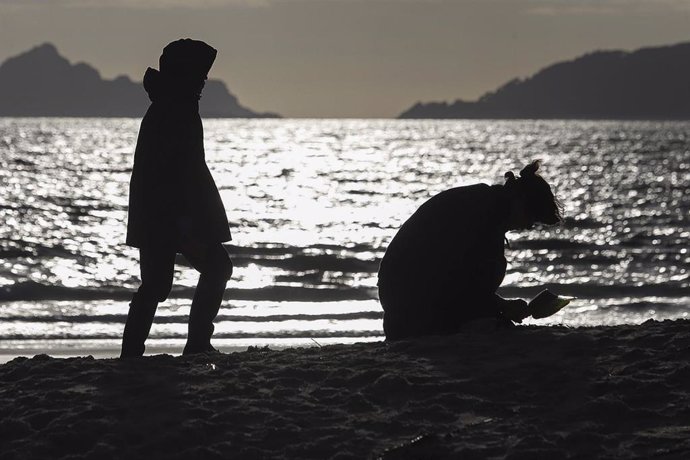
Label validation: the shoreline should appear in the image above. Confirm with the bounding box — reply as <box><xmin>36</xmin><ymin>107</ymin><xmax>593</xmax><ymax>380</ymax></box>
<box><xmin>2</xmin><ymin>319</ymin><xmax>689</xmax><ymax>458</ymax></box>
<box><xmin>0</xmin><ymin>337</ymin><xmax>385</xmax><ymax>364</ymax></box>
<box><xmin>3</xmin><ymin>303</ymin><xmax>689</xmax><ymax>364</ymax></box>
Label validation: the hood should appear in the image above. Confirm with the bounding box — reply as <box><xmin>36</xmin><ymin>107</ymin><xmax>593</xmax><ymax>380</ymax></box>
<box><xmin>160</xmin><ymin>39</ymin><xmax>217</xmax><ymax>80</ymax></box>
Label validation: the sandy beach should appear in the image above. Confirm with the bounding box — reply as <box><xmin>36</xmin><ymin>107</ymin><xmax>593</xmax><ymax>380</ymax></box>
<box><xmin>1</xmin><ymin>319</ymin><xmax>689</xmax><ymax>459</ymax></box>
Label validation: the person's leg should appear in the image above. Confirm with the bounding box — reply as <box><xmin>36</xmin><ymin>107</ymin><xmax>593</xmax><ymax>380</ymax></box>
<box><xmin>379</xmin><ymin>282</ymin><xmax>433</xmax><ymax>340</ymax></box>
<box><xmin>180</xmin><ymin>242</ymin><xmax>233</xmax><ymax>354</ymax></box>
<box><xmin>121</xmin><ymin>245</ymin><xmax>176</xmax><ymax>358</ymax></box>
<box><xmin>382</xmin><ymin>279</ymin><xmax>493</xmax><ymax>340</ymax></box>
<box><xmin>379</xmin><ymin>283</ymin><xmax>404</xmax><ymax>340</ymax></box>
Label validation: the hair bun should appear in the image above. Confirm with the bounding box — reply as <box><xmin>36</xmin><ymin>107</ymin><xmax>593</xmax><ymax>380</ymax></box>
<box><xmin>519</xmin><ymin>160</ymin><xmax>541</xmax><ymax>178</ymax></box>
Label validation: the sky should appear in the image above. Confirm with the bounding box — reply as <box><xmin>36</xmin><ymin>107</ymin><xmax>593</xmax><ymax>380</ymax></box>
<box><xmin>1</xmin><ymin>0</ymin><xmax>690</xmax><ymax>117</ymax></box>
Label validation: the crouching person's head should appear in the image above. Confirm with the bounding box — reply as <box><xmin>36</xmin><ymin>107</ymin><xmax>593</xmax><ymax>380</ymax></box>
<box><xmin>503</xmin><ymin>160</ymin><xmax>563</xmax><ymax>230</ymax></box>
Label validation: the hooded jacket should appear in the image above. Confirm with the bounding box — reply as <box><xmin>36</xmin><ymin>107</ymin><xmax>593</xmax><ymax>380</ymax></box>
<box><xmin>126</xmin><ymin>40</ymin><xmax>231</xmax><ymax>248</ymax></box>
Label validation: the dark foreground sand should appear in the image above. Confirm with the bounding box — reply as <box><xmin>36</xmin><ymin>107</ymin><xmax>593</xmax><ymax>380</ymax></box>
<box><xmin>1</xmin><ymin>319</ymin><xmax>690</xmax><ymax>459</ymax></box>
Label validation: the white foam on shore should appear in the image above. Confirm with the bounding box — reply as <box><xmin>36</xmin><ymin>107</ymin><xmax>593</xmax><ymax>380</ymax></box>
<box><xmin>0</xmin><ymin>336</ymin><xmax>384</xmax><ymax>364</ymax></box>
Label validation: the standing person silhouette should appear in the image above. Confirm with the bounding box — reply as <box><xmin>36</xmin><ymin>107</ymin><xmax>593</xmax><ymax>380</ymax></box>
<box><xmin>378</xmin><ymin>161</ymin><xmax>563</xmax><ymax>340</ymax></box>
<box><xmin>121</xmin><ymin>39</ymin><xmax>233</xmax><ymax>357</ymax></box>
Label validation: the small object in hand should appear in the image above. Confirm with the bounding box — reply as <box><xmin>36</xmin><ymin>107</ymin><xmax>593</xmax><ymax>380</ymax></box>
<box><xmin>528</xmin><ymin>289</ymin><xmax>573</xmax><ymax>319</ymax></box>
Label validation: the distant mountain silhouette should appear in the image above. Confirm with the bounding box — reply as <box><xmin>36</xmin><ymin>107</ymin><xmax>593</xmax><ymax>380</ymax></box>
<box><xmin>400</xmin><ymin>42</ymin><xmax>690</xmax><ymax>119</ymax></box>
<box><xmin>0</xmin><ymin>43</ymin><xmax>280</xmax><ymax>118</ymax></box>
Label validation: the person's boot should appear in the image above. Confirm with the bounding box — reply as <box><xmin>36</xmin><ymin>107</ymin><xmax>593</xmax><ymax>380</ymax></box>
<box><xmin>183</xmin><ymin>274</ymin><xmax>225</xmax><ymax>355</ymax></box>
<box><xmin>183</xmin><ymin>323</ymin><xmax>218</xmax><ymax>355</ymax></box>
<box><xmin>120</xmin><ymin>292</ymin><xmax>158</xmax><ymax>358</ymax></box>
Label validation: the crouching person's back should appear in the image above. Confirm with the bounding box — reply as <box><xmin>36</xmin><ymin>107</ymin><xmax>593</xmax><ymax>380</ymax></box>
<box><xmin>378</xmin><ymin>161</ymin><xmax>563</xmax><ymax>340</ymax></box>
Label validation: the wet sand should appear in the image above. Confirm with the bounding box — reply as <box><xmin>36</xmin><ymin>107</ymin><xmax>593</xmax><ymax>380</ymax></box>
<box><xmin>1</xmin><ymin>319</ymin><xmax>689</xmax><ymax>459</ymax></box>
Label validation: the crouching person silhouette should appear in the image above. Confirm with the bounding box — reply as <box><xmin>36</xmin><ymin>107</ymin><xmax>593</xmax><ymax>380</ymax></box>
<box><xmin>121</xmin><ymin>39</ymin><xmax>233</xmax><ymax>357</ymax></box>
<box><xmin>377</xmin><ymin>161</ymin><xmax>562</xmax><ymax>340</ymax></box>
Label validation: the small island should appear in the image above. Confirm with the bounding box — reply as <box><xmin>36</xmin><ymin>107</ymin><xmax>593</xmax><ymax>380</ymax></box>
<box><xmin>0</xmin><ymin>43</ymin><xmax>280</xmax><ymax>118</ymax></box>
<box><xmin>400</xmin><ymin>41</ymin><xmax>690</xmax><ymax>120</ymax></box>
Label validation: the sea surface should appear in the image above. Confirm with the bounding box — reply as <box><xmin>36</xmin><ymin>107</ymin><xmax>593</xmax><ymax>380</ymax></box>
<box><xmin>0</xmin><ymin>118</ymin><xmax>688</xmax><ymax>356</ymax></box>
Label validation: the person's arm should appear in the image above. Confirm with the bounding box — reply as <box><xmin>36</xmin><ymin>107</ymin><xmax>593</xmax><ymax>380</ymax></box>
<box><xmin>138</xmin><ymin>113</ymin><xmax>180</xmax><ymax>234</ymax></box>
<box><xmin>172</xmin><ymin>113</ymin><xmax>206</xmax><ymax>242</ymax></box>
<box><xmin>156</xmin><ymin>110</ymin><xmax>198</xmax><ymax>239</ymax></box>
<box><xmin>469</xmin><ymin>256</ymin><xmax>529</xmax><ymax>322</ymax></box>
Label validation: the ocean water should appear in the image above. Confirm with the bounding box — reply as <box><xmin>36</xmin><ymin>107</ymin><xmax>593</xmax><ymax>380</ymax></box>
<box><xmin>0</xmin><ymin>118</ymin><xmax>688</xmax><ymax>355</ymax></box>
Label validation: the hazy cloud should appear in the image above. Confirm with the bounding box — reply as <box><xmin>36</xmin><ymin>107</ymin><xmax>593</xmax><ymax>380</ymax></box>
<box><xmin>3</xmin><ymin>0</ymin><xmax>690</xmax><ymax>10</ymax></box>
<box><xmin>0</xmin><ymin>0</ymin><xmax>442</xmax><ymax>7</ymax></box>
<box><xmin>0</xmin><ymin>0</ymin><xmax>270</xmax><ymax>8</ymax></box>
<box><xmin>0</xmin><ymin>0</ymin><xmax>468</xmax><ymax>11</ymax></box>
<box><xmin>525</xmin><ymin>0</ymin><xmax>690</xmax><ymax>16</ymax></box>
